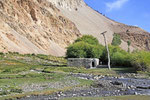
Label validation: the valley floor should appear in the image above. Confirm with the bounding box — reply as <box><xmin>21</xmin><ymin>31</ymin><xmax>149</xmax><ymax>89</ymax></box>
<box><xmin>0</xmin><ymin>53</ymin><xmax>150</xmax><ymax>100</ymax></box>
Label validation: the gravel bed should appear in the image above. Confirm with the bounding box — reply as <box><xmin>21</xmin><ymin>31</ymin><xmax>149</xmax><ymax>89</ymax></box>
<box><xmin>22</xmin><ymin>76</ymin><xmax>80</xmax><ymax>92</ymax></box>
<box><xmin>19</xmin><ymin>73</ymin><xmax>150</xmax><ymax>100</ymax></box>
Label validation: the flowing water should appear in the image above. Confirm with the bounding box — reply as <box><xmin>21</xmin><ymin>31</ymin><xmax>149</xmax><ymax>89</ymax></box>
<box><xmin>19</xmin><ymin>74</ymin><xmax>150</xmax><ymax>100</ymax></box>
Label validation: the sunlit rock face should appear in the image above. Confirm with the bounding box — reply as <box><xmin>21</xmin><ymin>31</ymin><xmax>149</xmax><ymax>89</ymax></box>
<box><xmin>0</xmin><ymin>0</ymin><xmax>149</xmax><ymax>56</ymax></box>
<box><xmin>47</xmin><ymin>0</ymin><xmax>84</xmax><ymax>11</ymax></box>
<box><xmin>51</xmin><ymin>0</ymin><xmax>150</xmax><ymax>52</ymax></box>
<box><xmin>0</xmin><ymin>0</ymin><xmax>81</xmax><ymax>56</ymax></box>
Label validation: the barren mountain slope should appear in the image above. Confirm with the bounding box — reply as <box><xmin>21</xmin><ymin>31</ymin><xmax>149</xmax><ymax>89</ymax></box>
<box><xmin>0</xmin><ymin>0</ymin><xmax>81</xmax><ymax>56</ymax></box>
<box><xmin>0</xmin><ymin>0</ymin><xmax>149</xmax><ymax>56</ymax></box>
<box><xmin>49</xmin><ymin>0</ymin><xmax>150</xmax><ymax>52</ymax></box>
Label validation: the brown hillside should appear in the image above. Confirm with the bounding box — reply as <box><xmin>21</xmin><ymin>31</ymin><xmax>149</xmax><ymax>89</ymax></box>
<box><xmin>0</xmin><ymin>0</ymin><xmax>81</xmax><ymax>56</ymax></box>
<box><xmin>0</xmin><ymin>0</ymin><xmax>149</xmax><ymax>56</ymax></box>
<box><xmin>50</xmin><ymin>0</ymin><xmax>150</xmax><ymax>52</ymax></box>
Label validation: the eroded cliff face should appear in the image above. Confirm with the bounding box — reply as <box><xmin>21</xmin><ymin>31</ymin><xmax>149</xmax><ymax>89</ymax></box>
<box><xmin>0</xmin><ymin>0</ymin><xmax>149</xmax><ymax>56</ymax></box>
<box><xmin>0</xmin><ymin>0</ymin><xmax>81</xmax><ymax>56</ymax></box>
<box><xmin>118</xmin><ymin>32</ymin><xmax>150</xmax><ymax>51</ymax></box>
<box><xmin>111</xmin><ymin>23</ymin><xmax>150</xmax><ymax>51</ymax></box>
<box><xmin>52</xmin><ymin>0</ymin><xmax>150</xmax><ymax>52</ymax></box>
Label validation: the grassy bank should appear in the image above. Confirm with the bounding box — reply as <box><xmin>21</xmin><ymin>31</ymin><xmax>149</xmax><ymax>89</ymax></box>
<box><xmin>43</xmin><ymin>66</ymin><xmax>136</xmax><ymax>76</ymax></box>
<box><xmin>0</xmin><ymin>53</ymin><xmax>93</xmax><ymax>100</ymax></box>
<box><xmin>0</xmin><ymin>52</ymin><xmax>150</xmax><ymax>100</ymax></box>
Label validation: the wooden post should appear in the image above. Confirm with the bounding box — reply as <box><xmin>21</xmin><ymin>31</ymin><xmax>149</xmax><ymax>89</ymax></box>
<box><xmin>101</xmin><ymin>31</ymin><xmax>111</xmax><ymax>70</ymax></box>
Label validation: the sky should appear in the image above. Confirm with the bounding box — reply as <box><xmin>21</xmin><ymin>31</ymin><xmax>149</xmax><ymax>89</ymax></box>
<box><xmin>84</xmin><ymin>0</ymin><xmax>150</xmax><ymax>32</ymax></box>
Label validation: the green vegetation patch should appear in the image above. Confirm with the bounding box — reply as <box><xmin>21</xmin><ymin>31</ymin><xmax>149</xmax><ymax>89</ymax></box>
<box><xmin>111</xmin><ymin>33</ymin><xmax>122</xmax><ymax>46</ymax></box>
<box><xmin>0</xmin><ymin>52</ymin><xmax>94</xmax><ymax>99</ymax></box>
<box><xmin>75</xmin><ymin>35</ymin><xmax>99</xmax><ymax>45</ymax></box>
<box><xmin>36</xmin><ymin>54</ymin><xmax>67</xmax><ymax>64</ymax></box>
<box><xmin>101</xmin><ymin>45</ymin><xmax>132</xmax><ymax>67</ymax></box>
<box><xmin>66</xmin><ymin>35</ymin><xmax>104</xmax><ymax>58</ymax></box>
<box><xmin>131</xmin><ymin>51</ymin><xmax>150</xmax><ymax>72</ymax></box>
<box><xmin>43</xmin><ymin>67</ymin><xmax>135</xmax><ymax>76</ymax></box>
<box><xmin>0</xmin><ymin>72</ymin><xmax>93</xmax><ymax>99</ymax></box>
<box><xmin>66</xmin><ymin>35</ymin><xmax>150</xmax><ymax>72</ymax></box>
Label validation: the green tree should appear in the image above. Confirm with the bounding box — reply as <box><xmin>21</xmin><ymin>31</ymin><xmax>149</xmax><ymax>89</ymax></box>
<box><xmin>131</xmin><ymin>51</ymin><xmax>150</xmax><ymax>72</ymax></box>
<box><xmin>127</xmin><ymin>40</ymin><xmax>131</xmax><ymax>53</ymax></box>
<box><xmin>66</xmin><ymin>35</ymin><xmax>104</xmax><ymax>58</ymax></box>
<box><xmin>111</xmin><ymin>33</ymin><xmax>122</xmax><ymax>46</ymax></box>
<box><xmin>75</xmin><ymin>35</ymin><xmax>99</xmax><ymax>45</ymax></box>
<box><xmin>101</xmin><ymin>45</ymin><xmax>131</xmax><ymax>67</ymax></box>
<box><xmin>66</xmin><ymin>42</ymin><xmax>104</xmax><ymax>58</ymax></box>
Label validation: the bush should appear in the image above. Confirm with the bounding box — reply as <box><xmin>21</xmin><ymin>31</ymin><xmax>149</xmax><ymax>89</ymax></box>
<box><xmin>67</xmin><ymin>34</ymin><xmax>150</xmax><ymax>72</ymax></box>
<box><xmin>66</xmin><ymin>41</ymin><xmax>104</xmax><ymax>58</ymax></box>
<box><xmin>67</xmin><ymin>35</ymin><xmax>104</xmax><ymax>58</ymax></box>
<box><xmin>131</xmin><ymin>51</ymin><xmax>150</xmax><ymax>72</ymax></box>
<box><xmin>111</xmin><ymin>52</ymin><xmax>132</xmax><ymax>67</ymax></box>
<box><xmin>101</xmin><ymin>45</ymin><xmax>132</xmax><ymax>67</ymax></box>
<box><xmin>75</xmin><ymin>35</ymin><xmax>99</xmax><ymax>45</ymax></box>
<box><xmin>111</xmin><ymin>33</ymin><xmax>121</xmax><ymax>46</ymax></box>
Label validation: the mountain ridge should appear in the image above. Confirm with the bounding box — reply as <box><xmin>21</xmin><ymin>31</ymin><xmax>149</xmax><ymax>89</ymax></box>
<box><xmin>57</xmin><ymin>0</ymin><xmax>150</xmax><ymax>52</ymax></box>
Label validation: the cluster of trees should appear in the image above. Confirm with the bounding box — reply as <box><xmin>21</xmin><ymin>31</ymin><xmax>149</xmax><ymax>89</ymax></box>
<box><xmin>66</xmin><ymin>35</ymin><xmax>150</xmax><ymax>72</ymax></box>
<box><xmin>66</xmin><ymin>35</ymin><xmax>104</xmax><ymax>58</ymax></box>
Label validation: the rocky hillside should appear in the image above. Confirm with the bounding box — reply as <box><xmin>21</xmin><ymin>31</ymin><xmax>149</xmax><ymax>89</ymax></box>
<box><xmin>0</xmin><ymin>0</ymin><xmax>81</xmax><ymax>56</ymax></box>
<box><xmin>0</xmin><ymin>0</ymin><xmax>149</xmax><ymax>56</ymax></box>
<box><xmin>54</xmin><ymin>0</ymin><xmax>150</xmax><ymax>52</ymax></box>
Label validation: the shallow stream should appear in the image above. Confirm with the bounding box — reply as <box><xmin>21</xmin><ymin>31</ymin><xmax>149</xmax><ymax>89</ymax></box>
<box><xmin>20</xmin><ymin>74</ymin><xmax>150</xmax><ymax>100</ymax></box>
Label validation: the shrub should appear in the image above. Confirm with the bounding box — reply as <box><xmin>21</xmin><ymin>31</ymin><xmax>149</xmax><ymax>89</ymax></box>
<box><xmin>67</xmin><ymin>35</ymin><xmax>104</xmax><ymax>58</ymax></box>
<box><xmin>101</xmin><ymin>45</ymin><xmax>132</xmax><ymax>67</ymax></box>
<box><xmin>74</xmin><ymin>35</ymin><xmax>99</xmax><ymax>45</ymax></box>
<box><xmin>111</xmin><ymin>52</ymin><xmax>132</xmax><ymax>67</ymax></box>
<box><xmin>66</xmin><ymin>42</ymin><xmax>104</xmax><ymax>58</ymax></box>
<box><xmin>131</xmin><ymin>51</ymin><xmax>150</xmax><ymax>72</ymax></box>
<box><xmin>111</xmin><ymin>33</ymin><xmax>121</xmax><ymax>46</ymax></box>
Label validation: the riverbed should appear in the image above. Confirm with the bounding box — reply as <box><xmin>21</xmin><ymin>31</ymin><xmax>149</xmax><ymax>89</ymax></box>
<box><xmin>19</xmin><ymin>73</ymin><xmax>150</xmax><ymax>100</ymax></box>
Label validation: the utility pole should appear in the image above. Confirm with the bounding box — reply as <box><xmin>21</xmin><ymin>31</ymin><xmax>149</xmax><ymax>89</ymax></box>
<box><xmin>101</xmin><ymin>31</ymin><xmax>111</xmax><ymax>70</ymax></box>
